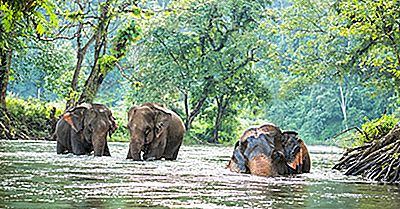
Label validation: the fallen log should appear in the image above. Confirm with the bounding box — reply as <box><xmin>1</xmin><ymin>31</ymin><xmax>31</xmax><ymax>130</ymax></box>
<box><xmin>333</xmin><ymin>122</ymin><xmax>400</xmax><ymax>183</ymax></box>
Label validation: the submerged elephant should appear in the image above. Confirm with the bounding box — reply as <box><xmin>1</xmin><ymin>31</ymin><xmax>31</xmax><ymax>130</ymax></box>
<box><xmin>55</xmin><ymin>103</ymin><xmax>117</xmax><ymax>156</ymax></box>
<box><xmin>227</xmin><ymin>124</ymin><xmax>293</xmax><ymax>176</ymax></box>
<box><xmin>227</xmin><ymin>123</ymin><xmax>310</xmax><ymax>177</ymax></box>
<box><xmin>228</xmin><ymin>134</ymin><xmax>294</xmax><ymax>176</ymax></box>
<box><xmin>126</xmin><ymin>103</ymin><xmax>186</xmax><ymax>161</ymax></box>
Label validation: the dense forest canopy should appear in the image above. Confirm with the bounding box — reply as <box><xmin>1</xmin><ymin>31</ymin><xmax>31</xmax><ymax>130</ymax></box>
<box><xmin>1</xmin><ymin>0</ymin><xmax>399</xmax><ymax>144</ymax></box>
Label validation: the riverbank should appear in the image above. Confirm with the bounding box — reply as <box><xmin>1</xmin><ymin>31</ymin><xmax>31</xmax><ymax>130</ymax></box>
<box><xmin>0</xmin><ymin>97</ymin><xmax>61</xmax><ymax>140</ymax></box>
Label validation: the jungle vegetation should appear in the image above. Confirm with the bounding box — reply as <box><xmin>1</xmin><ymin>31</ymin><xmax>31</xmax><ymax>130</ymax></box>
<box><xmin>0</xmin><ymin>0</ymin><xmax>399</xmax><ymax>146</ymax></box>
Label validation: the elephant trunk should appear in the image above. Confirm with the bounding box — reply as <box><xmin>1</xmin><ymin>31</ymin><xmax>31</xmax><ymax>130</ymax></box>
<box><xmin>247</xmin><ymin>154</ymin><xmax>277</xmax><ymax>177</ymax></box>
<box><xmin>127</xmin><ymin>138</ymin><xmax>144</xmax><ymax>160</ymax></box>
<box><xmin>92</xmin><ymin>135</ymin><xmax>106</xmax><ymax>156</ymax></box>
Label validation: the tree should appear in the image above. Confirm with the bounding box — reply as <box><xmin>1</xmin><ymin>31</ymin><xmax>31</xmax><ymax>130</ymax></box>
<box><xmin>333</xmin><ymin>0</ymin><xmax>400</xmax><ymax>78</ymax></box>
<box><xmin>0</xmin><ymin>0</ymin><xmax>57</xmax><ymax>139</ymax></box>
<box><xmin>52</xmin><ymin>0</ymin><xmax>142</xmax><ymax>108</ymax></box>
<box><xmin>266</xmin><ymin>76</ymin><xmax>394</xmax><ymax>143</ymax></box>
<box><xmin>134</xmin><ymin>0</ymin><xmax>272</xmax><ymax>143</ymax></box>
<box><xmin>262</xmin><ymin>0</ymin><xmax>399</xmax><ymax>137</ymax></box>
<box><xmin>0</xmin><ymin>0</ymin><xmax>57</xmax><ymax>109</ymax></box>
<box><xmin>9</xmin><ymin>40</ymin><xmax>75</xmax><ymax>101</ymax></box>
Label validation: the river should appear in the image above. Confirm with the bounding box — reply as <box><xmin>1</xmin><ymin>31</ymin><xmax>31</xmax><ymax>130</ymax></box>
<box><xmin>0</xmin><ymin>140</ymin><xmax>399</xmax><ymax>208</ymax></box>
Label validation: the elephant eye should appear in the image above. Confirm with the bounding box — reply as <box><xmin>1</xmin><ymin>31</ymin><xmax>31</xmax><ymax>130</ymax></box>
<box><xmin>144</xmin><ymin>128</ymin><xmax>151</xmax><ymax>136</ymax></box>
<box><xmin>88</xmin><ymin>124</ymin><xmax>94</xmax><ymax>132</ymax></box>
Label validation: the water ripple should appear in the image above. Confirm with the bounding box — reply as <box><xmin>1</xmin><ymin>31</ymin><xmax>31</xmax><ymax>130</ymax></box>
<box><xmin>0</xmin><ymin>140</ymin><xmax>399</xmax><ymax>209</ymax></box>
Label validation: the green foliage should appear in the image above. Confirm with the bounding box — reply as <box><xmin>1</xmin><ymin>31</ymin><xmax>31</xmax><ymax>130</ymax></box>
<box><xmin>0</xmin><ymin>0</ymin><xmax>58</xmax><ymax>50</ymax></box>
<box><xmin>353</xmin><ymin>115</ymin><xmax>399</xmax><ymax>146</ymax></box>
<box><xmin>274</xmin><ymin>0</ymin><xmax>400</xmax><ymax>89</ymax></box>
<box><xmin>6</xmin><ymin>95</ymin><xmax>61</xmax><ymax>138</ymax></box>
<box><xmin>265</xmin><ymin>75</ymin><xmax>397</xmax><ymax>144</ymax></box>
<box><xmin>98</xmin><ymin>55</ymin><xmax>118</xmax><ymax>75</ymax></box>
<box><xmin>260</xmin><ymin>0</ymin><xmax>400</xmax><ymax>145</ymax></box>
<box><xmin>333</xmin><ymin>0</ymin><xmax>400</xmax><ymax>78</ymax></box>
<box><xmin>3</xmin><ymin>0</ymin><xmax>400</xmax><ymax>146</ymax></box>
<box><xmin>188</xmin><ymin>102</ymin><xmax>241</xmax><ymax>144</ymax></box>
<box><xmin>107</xmin><ymin>106</ymin><xmax>130</xmax><ymax>142</ymax></box>
<box><xmin>112</xmin><ymin>20</ymin><xmax>142</xmax><ymax>58</ymax></box>
<box><xmin>9</xmin><ymin>40</ymin><xmax>76</xmax><ymax>100</ymax></box>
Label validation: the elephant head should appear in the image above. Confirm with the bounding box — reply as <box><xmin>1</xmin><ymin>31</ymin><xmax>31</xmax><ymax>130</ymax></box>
<box><xmin>257</xmin><ymin>123</ymin><xmax>284</xmax><ymax>152</ymax></box>
<box><xmin>127</xmin><ymin>104</ymin><xmax>172</xmax><ymax>160</ymax></box>
<box><xmin>242</xmin><ymin>134</ymin><xmax>289</xmax><ymax>177</ymax></box>
<box><xmin>63</xmin><ymin>103</ymin><xmax>116</xmax><ymax>156</ymax></box>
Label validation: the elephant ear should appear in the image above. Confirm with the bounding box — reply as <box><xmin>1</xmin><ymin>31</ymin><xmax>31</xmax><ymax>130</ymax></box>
<box><xmin>127</xmin><ymin>106</ymin><xmax>137</xmax><ymax>118</ymax></box>
<box><xmin>153</xmin><ymin>106</ymin><xmax>172</xmax><ymax>139</ymax></box>
<box><xmin>63</xmin><ymin>107</ymin><xmax>87</xmax><ymax>133</ymax></box>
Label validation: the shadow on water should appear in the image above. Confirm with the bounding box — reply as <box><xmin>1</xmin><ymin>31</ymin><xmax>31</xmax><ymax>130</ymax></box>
<box><xmin>0</xmin><ymin>140</ymin><xmax>399</xmax><ymax>208</ymax></box>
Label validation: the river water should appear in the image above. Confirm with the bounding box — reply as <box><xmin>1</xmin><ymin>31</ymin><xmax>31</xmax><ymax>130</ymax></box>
<box><xmin>0</xmin><ymin>140</ymin><xmax>399</xmax><ymax>209</ymax></box>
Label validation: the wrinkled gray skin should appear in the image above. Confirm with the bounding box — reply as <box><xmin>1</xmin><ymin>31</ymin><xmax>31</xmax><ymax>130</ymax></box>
<box><xmin>244</xmin><ymin>134</ymin><xmax>293</xmax><ymax>176</ymax></box>
<box><xmin>126</xmin><ymin>103</ymin><xmax>185</xmax><ymax>161</ymax></box>
<box><xmin>55</xmin><ymin>103</ymin><xmax>117</xmax><ymax>156</ymax></box>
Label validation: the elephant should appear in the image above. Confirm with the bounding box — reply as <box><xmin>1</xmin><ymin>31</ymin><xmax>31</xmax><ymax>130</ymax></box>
<box><xmin>227</xmin><ymin>133</ymin><xmax>294</xmax><ymax>177</ymax></box>
<box><xmin>227</xmin><ymin>123</ymin><xmax>308</xmax><ymax>177</ymax></box>
<box><xmin>126</xmin><ymin>103</ymin><xmax>186</xmax><ymax>161</ymax></box>
<box><xmin>55</xmin><ymin>103</ymin><xmax>117</xmax><ymax>156</ymax></box>
<box><xmin>282</xmin><ymin>131</ymin><xmax>311</xmax><ymax>173</ymax></box>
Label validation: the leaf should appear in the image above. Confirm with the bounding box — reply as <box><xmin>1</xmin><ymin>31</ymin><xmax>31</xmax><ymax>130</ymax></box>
<box><xmin>36</xmin><ymin>23</ymin><xmax>45</xmax><ymax>35</ymax></box>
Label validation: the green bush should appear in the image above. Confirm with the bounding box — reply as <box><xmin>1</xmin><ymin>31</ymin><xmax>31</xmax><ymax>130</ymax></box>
<box><xmin>353</xmin><ymin>114</ymin><xmax>399</xmax><ymax>146</ymax></box>
<box><xmin>6</xmin><ymin>96</ymin><xmax>62</xmax><ymax>139</ymax></box>
<box><xmin>108</xmin><ymin>106</ymin><xmax>130</xmax><ymax>142</ymax></box>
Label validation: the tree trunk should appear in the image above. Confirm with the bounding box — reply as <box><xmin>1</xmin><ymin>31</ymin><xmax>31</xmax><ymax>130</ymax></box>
<box><xmin>77</xmin><ymin>1</ymin><xmax>110</xmax><ymax>104</ymax></box>
<box><xmin>78</xmin><ymin>64</ymin><xmax>106</xmax><ymax>103</ymax></box>
<box><xmin>0</xmin><ymin>48</ymin><xmax>13</xmax><ymax>139</ymax></box>
<box><xmin>0</xmin><ymin>49</ymin><xmax>12</xmax><ymax>110</ymax></box>
<box><xmin>339</xmin><ymin>83</ymin><xmax>348</xmax><ymax>129</ymax></box>
<box><xmin>78</xmin><ymin>27</ymin><xmax>106</xmax><ymax>104</ymax></box>
<box><xmin>183</xmin><ymin>76</ymin><xmax>214</xmax><ymax>131</ymax></box>
<box><xmin>209</xmin><ymin>95</ymin><xmax>229</xmax><ymax>144</ymax></box>
<box><xmin>184</xmin><ymin>92</ymin><xmax>190</xmax><ymax>130</ymax></box>
<box><xmin>65</xmin><ymin>23</ymin><xmax>96</xmax><ymax>109</ymax></box>
<box><xmin>77</xmin><ymin>37</ymin><xmax>103</xmax><ymax>104</ymax></box>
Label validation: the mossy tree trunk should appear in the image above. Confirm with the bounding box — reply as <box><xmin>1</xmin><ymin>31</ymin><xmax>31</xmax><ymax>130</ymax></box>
<box><xmin>0</xmin><ymin>48</ymin><xmax>12</xmax><ymax>110</ymax></box>
<box><xmin>76</xmin><ymin>0</ymin><xmax>111</xmax><ymax>104</ymax></box>
<box><xmin>0</xmin><ymin>48</ymin><xmax>13</xmax><ymax>139</ymax></box>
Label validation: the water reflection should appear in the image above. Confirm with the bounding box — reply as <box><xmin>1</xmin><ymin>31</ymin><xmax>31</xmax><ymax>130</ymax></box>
<box><xmin>0</xmin><ymin>141</ymin><xmax>399</xmax><ymax>208</ymax></box>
